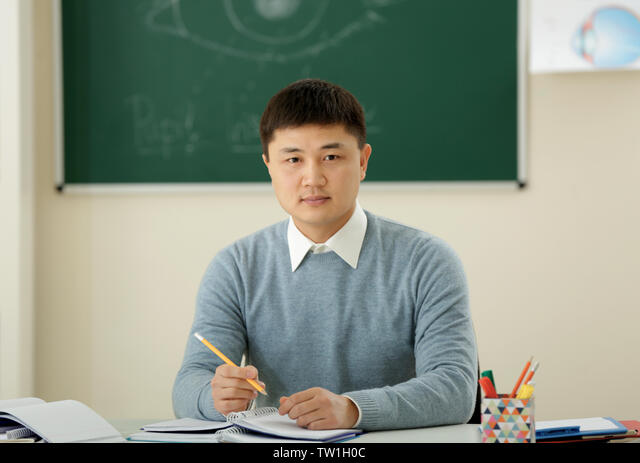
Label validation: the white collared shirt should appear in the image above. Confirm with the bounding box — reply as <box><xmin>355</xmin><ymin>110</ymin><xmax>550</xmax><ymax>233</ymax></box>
<box><xmin>287</xmin><ymin>202</ymin><xmax>368</xmax><ymax>272</ymax></box>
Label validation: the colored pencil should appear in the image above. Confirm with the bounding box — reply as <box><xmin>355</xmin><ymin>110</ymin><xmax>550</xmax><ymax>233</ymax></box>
<box><xmin>510</xmin><ymin>356</ymin><xmax>533</xmax><ymax>398</ymax></box>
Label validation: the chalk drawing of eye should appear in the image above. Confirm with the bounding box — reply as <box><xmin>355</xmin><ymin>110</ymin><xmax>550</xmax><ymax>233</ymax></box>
<box><xmin>361</xmin><ymin>0</ymin><xmax>408</xmax><ymax>6</ymax></box>
<box><xmin>572</xmin><ymin>6</ymin><xmax>640</xmax><ymax>68</ymax></box>
<box><xmin>145</xmin><ymin>0</ymin><xmax>398</xmax><ymax>63</ymax></box>
<box><xmin>253</xmin><ymin>0</ymin><xmax>302</xmax><ymax>20</ymax></box>
<box><xmin>223</xmin><ymin>0</ymin><xmax>328</xmax><ymax>45</ymax></box>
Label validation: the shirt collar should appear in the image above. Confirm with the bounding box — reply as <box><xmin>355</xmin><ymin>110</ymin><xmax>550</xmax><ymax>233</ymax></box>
<box><xmin>287</xmin><ymin>202</ymin><xmax>368</xmax><ymax>272</ymax></box>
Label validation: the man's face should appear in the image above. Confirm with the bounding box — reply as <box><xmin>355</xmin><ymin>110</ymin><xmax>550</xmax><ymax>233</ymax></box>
<box><xmin>263</xmin><ymin>124</ymin><xmax>372</xmax><ymax>243</ymax></box>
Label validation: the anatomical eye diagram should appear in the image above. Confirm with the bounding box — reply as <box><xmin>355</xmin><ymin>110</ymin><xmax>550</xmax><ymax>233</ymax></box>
<box><xmin>572</xmin><ymin>6</ymin><xmax>640</xmax><ymax>68</ymax></box>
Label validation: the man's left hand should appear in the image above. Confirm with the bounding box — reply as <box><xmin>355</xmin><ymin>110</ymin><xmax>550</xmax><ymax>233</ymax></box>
<box><xmin>278</xmin><ymin>387</ymin><xmax>359</xmax><ymax>430</ymax></box>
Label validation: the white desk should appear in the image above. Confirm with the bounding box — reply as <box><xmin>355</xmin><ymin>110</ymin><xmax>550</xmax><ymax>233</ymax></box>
<box><xmin>354</xmin><ymin>424</ymin><xmax>481</xmax><ymax>443</ymax></box>
<box><xmin>111</xmin><ymin>419</ymin><xmax>481</xmax><ymax>443</ymax></box>
<box><xmin>111</xmin><ymin>419</ymin><xmax>640</xmax><ymax>445</ymax></box>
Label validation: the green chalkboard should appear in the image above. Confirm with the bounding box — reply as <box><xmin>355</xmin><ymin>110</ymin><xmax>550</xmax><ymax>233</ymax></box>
<box><xmin>60</xmin><ymin>0</ymin><xmax>522</xmax><ymax>187</ymax></box>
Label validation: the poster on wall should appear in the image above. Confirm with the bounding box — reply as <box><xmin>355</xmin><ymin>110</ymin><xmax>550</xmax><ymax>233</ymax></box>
<box><xmin>530</xmin><ymin>0</ymin><xmax>640</xmax><ymax>73</ymax></box>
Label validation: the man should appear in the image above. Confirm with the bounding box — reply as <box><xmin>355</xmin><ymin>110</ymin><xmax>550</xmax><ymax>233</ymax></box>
<box><xmin>172</xmin><ymin>79</ymin><xmax>477</xmax><ymax>431</ymax></box>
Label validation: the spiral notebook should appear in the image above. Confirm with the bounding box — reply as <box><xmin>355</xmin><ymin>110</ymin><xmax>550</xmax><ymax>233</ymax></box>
<box><xmin>128</xmin><ymin>407</ymin><xmax>362</xmax><ymax>443</ymax></box>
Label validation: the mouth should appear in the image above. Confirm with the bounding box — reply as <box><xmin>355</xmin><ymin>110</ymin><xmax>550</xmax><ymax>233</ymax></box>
<box><xmin>301</xmin><ymin>195</ymin><xmax>330</xmax><ymax>206</ymax></box>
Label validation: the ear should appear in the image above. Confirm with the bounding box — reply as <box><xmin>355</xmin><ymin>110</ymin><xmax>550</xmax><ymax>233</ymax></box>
<box><xmin>262</xmin><ymin>154</ymin><xmax>272</xmax><ymax>177</ymax></box>
<box><xmin>359</xmin><ymin>144</ymin><xmax>372</xmax><ymax>181</ymax></box>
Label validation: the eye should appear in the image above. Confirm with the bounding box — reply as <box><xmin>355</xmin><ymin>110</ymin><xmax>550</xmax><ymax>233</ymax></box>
<box><xmin>286</xmin><ymin>157</ymin><xmax>300</xmax><ymax>163</ymax></box>
<box><xmin>324</xmin><ymin>154</ymin><xmax>339</xmax><ymax>161</ymax></box>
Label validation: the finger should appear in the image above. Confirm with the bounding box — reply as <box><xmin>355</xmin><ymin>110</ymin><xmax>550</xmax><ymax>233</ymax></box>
<box><xmin>216</xmin><ymin>387</ymin><xmax>258</xmax><ymax>401</ymax></box>
<box><xmin>291</xmin><ymin>406</ymin><xmax>327</xmax><ymax>428</ymax></box>
<box><xmin>279</xmin><ymin>388</ymin><xmax>318</xmax><ymax>415</ymax></box>
<box><xmin>213</xmin><ymin>376</ymin><xmax>261</xmax><ymax>392</ymax></box>
<box><xmin>278</xmin><ymin>395</ymin><xmax>296</xmax><ymax>415</ymax></box>
<box><xmin>306</xmin><ymin>417</ymin><xmax>332</xmax><ymax>430</ymax></box>
<box><xmin>216</xmin><ymin>364</ymin><xmax>259</xmax><ymax>380</ymax></box>
<box><xmin>285</xmin><ymin>388</ymin><xmax>317</xmax><ymax>405</ymax></box>
<box><xmin>278</xmin><ymin>396</ymin><xmax>289</xmax><ymax>414</ymax></box>
<box><xmin>285</xmin><ymin>391</ymin><xmax>324</xmax><ymax>420</ymax></box>
<box><xmin>287</xmin><ymin>397</ymin><xmax>321</xmax><ymax>420</ymax></box>
<box><xmin>218</xmin><ymin>399</ymin><xmax>250</xmax><ymax>414</ymax></box>
<box><xmin>244</xmin><ymin>365</ymin><xmax>259</xmax><ymax>380</ymax></box>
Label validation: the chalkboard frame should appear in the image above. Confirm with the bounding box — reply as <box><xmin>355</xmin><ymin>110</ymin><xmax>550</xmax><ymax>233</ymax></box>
<box><xmin>53</xmin><ymin>0</ymin><xmax>528</xmax><ymax>193</ymax></box>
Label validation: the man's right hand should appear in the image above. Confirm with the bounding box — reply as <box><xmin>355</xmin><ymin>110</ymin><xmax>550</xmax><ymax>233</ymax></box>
<box><xmin>211</xmin><ymin>364</ymin><xmax>264</xmax><ymax>415</ymax></box>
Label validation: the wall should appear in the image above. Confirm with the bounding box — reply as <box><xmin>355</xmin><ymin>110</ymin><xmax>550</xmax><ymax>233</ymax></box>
<box><xmin>27</xmin><ymin>0</ymin><xmax>640</xmax><ymax>421</ymax></box>
<box><xmin>0</xmin><ymin>0</ymin><xmax>34</xmax><ymax>400</ymax></box>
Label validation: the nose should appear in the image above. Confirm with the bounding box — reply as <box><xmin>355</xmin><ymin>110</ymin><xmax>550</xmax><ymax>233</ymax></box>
<box><xmin>302</xmin><ymin>160</ymin><xmax>326</xmax><ymax>187</ymax></box>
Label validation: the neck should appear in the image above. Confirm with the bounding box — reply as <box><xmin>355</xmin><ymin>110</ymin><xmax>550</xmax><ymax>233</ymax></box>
<box><xmin>294</xmin><ymin>204</ymin><xmax>356</xmax><ymax>243</ymax></box>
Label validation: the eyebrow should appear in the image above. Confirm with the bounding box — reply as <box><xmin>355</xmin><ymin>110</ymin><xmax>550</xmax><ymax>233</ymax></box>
<box><xmin>320</xmin><ymin>142</ymin><xmax>343</xmax><ymax>150</ymax></box>
<box><xmin>278</xmin><ymin>142</ymin><xmax>344</xmax><ymax>154</ymax></box>
<box><xmin>279</xmin><ymin>146</ymin><xmax>303</xmax><ymax>154</ymax></box>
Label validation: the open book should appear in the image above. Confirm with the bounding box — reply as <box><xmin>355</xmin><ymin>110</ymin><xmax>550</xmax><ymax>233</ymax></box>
<box><xmin>128</xmin><ymin>407</ymin><xmax>362</xmax><ymax>443</ymax></box>
<box><xmin>0</xmin><ymin>397</ymin><xmax>125</xmax><ymax>443</ymax></box>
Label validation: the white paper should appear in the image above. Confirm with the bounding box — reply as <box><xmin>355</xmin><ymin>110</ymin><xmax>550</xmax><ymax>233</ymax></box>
<box><xmin>0</xmin><ymin>397</ymin><xmax>45</xmax><ymax>409</ymax></box>
<box><xmin>232</xmin><ymin>412</ymin><xmax>360</xmax><ymax>441</ymax></box>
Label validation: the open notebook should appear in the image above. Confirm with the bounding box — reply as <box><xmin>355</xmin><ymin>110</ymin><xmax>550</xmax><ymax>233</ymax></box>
<box><xmin>0</xmin><ymin>397</ymin><xmax>124</xmax><ymax>443</ymax></box>
<box><xmin>128</xmin><ymin>407</ymin><xmax>362</xmax><ymax>443</ymax></box>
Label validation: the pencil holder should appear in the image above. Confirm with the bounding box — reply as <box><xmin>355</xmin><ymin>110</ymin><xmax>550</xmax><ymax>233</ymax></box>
<box><xmin>481</xmin><ymin>395</ymin><xmax>535</xmax><ymax>443</ymax></box>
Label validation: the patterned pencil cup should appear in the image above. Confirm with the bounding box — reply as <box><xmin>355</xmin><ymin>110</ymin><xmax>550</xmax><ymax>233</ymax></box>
<box><xmin>481</xmin><ymin>395</ymin><xmax>535</xmax><ymax>443</ymax></box>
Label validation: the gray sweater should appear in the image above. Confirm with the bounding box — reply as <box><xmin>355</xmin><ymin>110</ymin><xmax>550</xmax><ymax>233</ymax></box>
<box><xmin>172</xmin><ymin>211</ymin><xmax>478</xmax><ymax>431</ymax></box>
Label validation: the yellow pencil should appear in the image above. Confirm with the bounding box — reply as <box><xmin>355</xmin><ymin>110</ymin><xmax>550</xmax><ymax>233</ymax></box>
<box><xmin>194</xmin><ymin>332</ymin><xmax>267</xmax><ymax>396</ymax></box>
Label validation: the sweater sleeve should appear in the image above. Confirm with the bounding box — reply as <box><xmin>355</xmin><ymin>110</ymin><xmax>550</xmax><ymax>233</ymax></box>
<box><xmin>172</xmin><ymin>247</ymin><xmax>248</xmax><ymax>421</ymax></box>
<box><xmin>343</xmin><ymin>238</ymin><xmax>478</xmax><ymax>431</ymax></box>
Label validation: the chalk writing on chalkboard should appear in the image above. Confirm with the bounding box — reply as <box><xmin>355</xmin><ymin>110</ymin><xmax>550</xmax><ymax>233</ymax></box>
<box><xmin>125</xmin><ymin>94</ymin><xmax>202</xmax><ymax>159</ymax></box>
